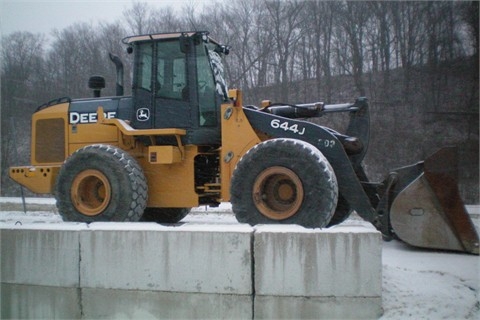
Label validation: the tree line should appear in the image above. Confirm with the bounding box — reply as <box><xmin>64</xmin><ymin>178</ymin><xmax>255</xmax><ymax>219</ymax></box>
<box><xmin>1</xmin><ymin>0</ymin><xmax>478</xmax><ymax>201</ymax></box>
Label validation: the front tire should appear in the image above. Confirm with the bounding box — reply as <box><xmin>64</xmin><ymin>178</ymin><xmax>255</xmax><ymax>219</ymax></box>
<box><xmin>326</xmin><ymin>194</ymin><xmax>352</xmax><ymax>227</ymax></box>
<box><xmin>231</xmin><ymin>138</ymin><xmax>338</xmax><ymax>228</ymax></box>
<box><xmin>55</xmin><ymin>144</ymin><xmax>148</xmax><ymax>222</ymax></box>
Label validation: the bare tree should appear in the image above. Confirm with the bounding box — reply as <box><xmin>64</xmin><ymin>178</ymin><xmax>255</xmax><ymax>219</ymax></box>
<box><xmin>460</xmin><ymin>1</ymin><xmax>479</xmax><ymax>113</ymax></box>
<box><xmin>390</xmin><ymin>2</ymin><xmax>428</xmax><ymax>102</ymax></box>
<box><xmin>48</xmin><ymin>23</ymin><xmax>106</xmax><ymax>98</ymax></box>
<box><xmin>123</xmin><ymin>2</ymin><xmax>157</xmax><ymax>35</ymax></box>
<box><xmin>368</xmin><ymin>2</ymin><xmax>393</xmax><ymax>100</ymax></box>
<box><xmin>336</xmin><ymin>1</ymin><xmax>370</xmax><ymax>96</ymax></box>
<box><xmin>1</xmin><ymin>32</ymin><xmax>46</xmax><ymax>193</ymax></box>
<box><xmin>305</xmin><ymin>1</ymin><xmax>338</xmax><ymax>102</ymax></box>
<box><xmin>150</xmin><ymin>6</ymin><xmax>185</xmax><ymax>32</ymax></box>
<box><xmin>265</xmin><ymin>0</ymin><xmax>305</xmax><ymax>102</ymax></box>
<box><xmin>1</xmin><ymin>32</ymin><xmax>45</xmax><ymax>108</ymax></box>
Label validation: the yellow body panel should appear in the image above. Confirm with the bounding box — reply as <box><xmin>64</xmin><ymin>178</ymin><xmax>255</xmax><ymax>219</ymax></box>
<box><xmin>9</xmin><ymin>166</ymin><xmax>60</xmax><ymax>194</ymax></box>
<box><xmin>68</xmin><ymin>123</ymin><xmax>118</xmax><ymax>144</ymax></box>
<box><xmin>220</xmin><ymin>90</ymin><xmax>262</xmax><ymax>201</ymax></box>
<box><xmin>139</xmin><ymin>145</ymin><xmax>199</xmax><ymax>208</ymax></box>
<box><xmin>67</xmin><ymin>121</ymin><xmax>121</xmax><ymax>155</ymax></box>
<box><xmin>148</xmin><ymin>146</ymin><xmax>182</xmax><ymax>164</ymax></box>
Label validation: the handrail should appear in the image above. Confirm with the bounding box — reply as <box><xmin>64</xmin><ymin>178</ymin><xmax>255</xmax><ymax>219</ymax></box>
<box><xmin>97</xmin><ymin>107</ymin><xmax>186</xmax><ymax>137</ymax></box>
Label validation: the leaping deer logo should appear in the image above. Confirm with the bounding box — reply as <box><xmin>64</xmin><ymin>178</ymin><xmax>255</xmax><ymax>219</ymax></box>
<box><xmin>137</xmin><ymin>108</ymin><xmax>150</xmax><ymax>121</ymax></box>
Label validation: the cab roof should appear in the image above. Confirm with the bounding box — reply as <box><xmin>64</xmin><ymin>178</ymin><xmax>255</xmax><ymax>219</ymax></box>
<box><xmin>122</xmin><ymin>31</ymin><xmax>220</xmax><ymax>45</ymax></box>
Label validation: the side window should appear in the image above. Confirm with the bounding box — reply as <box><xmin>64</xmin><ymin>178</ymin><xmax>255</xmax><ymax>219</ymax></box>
<box><xmin>156</xmin><ymin>41</ymin><xmax>187</xmax><ymax>100</ymax></box>
<box><xmin>197</xmin><ymin>47</ymin><xmax>217</xmax><ymax>126</ymax></box>
<box><xmin>136</xmin><ymin>43</ymin><xmax>153</xmax><ymax>91</ymax></box>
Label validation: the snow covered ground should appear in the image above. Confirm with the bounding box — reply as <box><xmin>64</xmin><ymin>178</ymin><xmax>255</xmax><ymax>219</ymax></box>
<box><xmin>1</xmin><ymin>198</ymin><xmax>479</xmax><ymax>319</ymax></box>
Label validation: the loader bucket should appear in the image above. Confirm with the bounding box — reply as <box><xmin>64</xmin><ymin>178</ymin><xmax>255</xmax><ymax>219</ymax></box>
<box><xmin>389</xmin><ymin>147</ymin><xmax>479</xmax><ymax>254</ymax></box>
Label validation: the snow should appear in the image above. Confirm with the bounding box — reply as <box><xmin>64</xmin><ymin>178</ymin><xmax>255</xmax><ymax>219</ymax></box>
<box><xmin>0</xmin><ymin>197</ymin><xmax>57</xmax><ymax>205</ymax></box>
<box><xmin>0</xmin><ymin>198</ymin><xmax>479</xmax><ymax>319</ymax></box>
<box><xmin>382</xmin><ymin>240</ymin><xmax>479</xmax><ymax>319</ymax></box>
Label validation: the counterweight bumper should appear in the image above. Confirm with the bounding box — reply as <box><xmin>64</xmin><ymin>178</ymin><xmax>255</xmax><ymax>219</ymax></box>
<box><xmin>9</xmin><ymin>166</ymin><xmax>60</xmax><ymax>194</ymax></box>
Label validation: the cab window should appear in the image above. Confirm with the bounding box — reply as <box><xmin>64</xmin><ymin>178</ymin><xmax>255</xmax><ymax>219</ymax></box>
<box><xmin>156</xmin><ymin>41</ymin><xmax>187</xmax><ymax>100</ymax></box>
<box><xmin>136</xmin><ymin>43</ymin><xmax>153</xmax><ymax>91</ymax></box>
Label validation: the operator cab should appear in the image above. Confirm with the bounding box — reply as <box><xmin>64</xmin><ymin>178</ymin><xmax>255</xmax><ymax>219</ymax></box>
<box><xmin>123</xmin><ymin>31</ymin><xmax>230</xmax><ymax>145</ymax></box>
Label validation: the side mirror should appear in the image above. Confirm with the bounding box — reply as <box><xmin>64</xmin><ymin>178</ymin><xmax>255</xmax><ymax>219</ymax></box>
<box><xmin>215</xmin><ymin>45</ymin><xmax>230</xmax><ymax>55</ymax></box>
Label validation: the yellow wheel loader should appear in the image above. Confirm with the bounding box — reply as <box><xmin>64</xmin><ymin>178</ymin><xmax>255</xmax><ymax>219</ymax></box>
<box><xmin>9</xmin><ymin>31</ymin><xmax>478</xmax><ymax>254</ymax></box>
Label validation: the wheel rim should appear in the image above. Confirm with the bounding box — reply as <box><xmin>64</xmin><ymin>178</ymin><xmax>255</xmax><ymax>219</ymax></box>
<box><xmin>71</xmin><ymin>169</ymin><xmax>111</xmax><ymax>216</ymax></box>
<box><xmin>252</xmin><ymin>166</ymin><xmax>304</xmax><ymax>220</ymax></box>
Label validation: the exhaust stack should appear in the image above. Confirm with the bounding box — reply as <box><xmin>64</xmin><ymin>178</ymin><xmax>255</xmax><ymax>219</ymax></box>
<box><xmin>109</xmin><ymin>53</ymin><xmax>124</xmax><ymax>96</ymax></box>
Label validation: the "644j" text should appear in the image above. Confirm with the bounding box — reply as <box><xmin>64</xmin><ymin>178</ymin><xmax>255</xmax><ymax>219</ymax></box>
<box><xmin>270</xmin><ymin>119</ymin><xmax>306</xmax><ymax>135</ymax></box>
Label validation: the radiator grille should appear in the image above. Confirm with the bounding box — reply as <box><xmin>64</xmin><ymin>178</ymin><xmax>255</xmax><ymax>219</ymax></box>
<box><xmin>35</xmin><ymin>118</ymin><xmax>65</xmax><ymax>163</ymax></box>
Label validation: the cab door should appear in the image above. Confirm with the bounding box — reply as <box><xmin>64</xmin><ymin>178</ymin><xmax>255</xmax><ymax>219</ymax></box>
<box><xmin>132</xmin><ymin>41</ymin><xmax>155</xmax><ymax>129</ymax></box>
<box><xmin>153</xmin><ymin>40</ymin><xmax>192</xmax><ymax>129</ymax></box>
<box><xmin>132</xmin><ymin>40</ymin><xmax>192</xmax><ymax>130</ymax></box>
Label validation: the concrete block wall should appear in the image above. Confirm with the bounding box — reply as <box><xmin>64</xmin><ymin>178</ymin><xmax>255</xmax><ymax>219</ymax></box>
<box><xmin>1</xmin><ymin>220</ymin><xmax>382</xmax><ymax>319</ymax></box>
<box><xmin>254</xmin><ymin>223</ymin><xmax>383</xmax><ymax>319</ymax></box>
<box><xmin>80</xmin><ymin>223</ymin><xmax>253</xmax><ymax>294</ymax></box>
<box><xmin>1</xmin><ymin>224</ymin><xmax>86</xmax><ymax>319</ymax></box>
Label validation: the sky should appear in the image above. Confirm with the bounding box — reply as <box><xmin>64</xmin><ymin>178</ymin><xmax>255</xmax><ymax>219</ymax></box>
<box><xmin>0</xmin><ymin>0</ymin><xmax>207</xmax><ymax>37</ymax></box>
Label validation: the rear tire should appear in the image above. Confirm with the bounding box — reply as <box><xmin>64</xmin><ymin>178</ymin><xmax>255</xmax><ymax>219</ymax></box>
<box><xmin>141</xmin><ymin>207</ymin><xmax>191</xmax><ymax>223</ymax></box>
<box><xmin>231</xmin><ymin>138</ymin><xmax>338</xmax><ymax>228</ymax></box>
<box><xmin>55</xmin><ymin>144</ymin><xmax>148</xmax><ymax>222</ymax></box>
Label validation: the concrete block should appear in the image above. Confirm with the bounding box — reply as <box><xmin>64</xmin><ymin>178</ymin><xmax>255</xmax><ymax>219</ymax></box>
<box><xmin>254</xmin><ymin>221</ymin><xmax>382</xmax><ymax>297</ymax></box>
<box><xmin>1</xmin><ymin>224</ymin><xmax>86</xmax><ymax>287</ymax></box>
<box><xmin>254</xmin><ymin>295</ymin><xmax>383</xmax><ymax>319</ymax></box>
<box><xmin>1</xmin><ymin>283</ymin><xmax>81</xmax><ymax>319</ymax></box>
<box><xmin>80</xmin><ymin>222</ymin><xmax>253</xmax><ymax>294</ymax></box>
<box><xmin>82</xmin><ymin>287</ymin><xmax>252</xmax><ymax>319</ymax></box>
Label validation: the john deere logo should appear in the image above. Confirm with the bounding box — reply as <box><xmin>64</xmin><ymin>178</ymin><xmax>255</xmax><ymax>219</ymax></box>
<box><xmin>137</xmin><ymin>108</ymin><xmax>150</xmax><ymax>121</ymax></box>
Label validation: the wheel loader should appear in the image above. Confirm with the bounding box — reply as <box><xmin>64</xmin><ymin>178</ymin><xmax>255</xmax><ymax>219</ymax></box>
<box><xmin>9</xmin><ymin>31</ymin><xmax>479</xmax><ymax>254</ymax></box>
